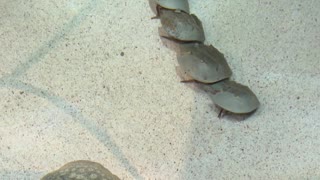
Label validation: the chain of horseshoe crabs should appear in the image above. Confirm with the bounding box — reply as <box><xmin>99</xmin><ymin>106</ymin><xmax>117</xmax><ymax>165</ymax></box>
<box><xmin>148</xmin><ymin>0</ymin><xmax>260</xmax><ymax>117</ymax></box>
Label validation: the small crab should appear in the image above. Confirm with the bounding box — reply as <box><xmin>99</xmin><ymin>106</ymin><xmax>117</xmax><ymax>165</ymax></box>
<box><xmin>177</xmin><ymin>43</ymin><xmax>232</xmax><ymax>83</ymax></box>
<box><xmin>199</xmin><ymin>80</ymin><xmax>260</xmax><ymax>117</ymax></box>
<box><xmin>158</xmin><ymin>9</ymin><xmax>205</xmax><ymax>42</ymax></box>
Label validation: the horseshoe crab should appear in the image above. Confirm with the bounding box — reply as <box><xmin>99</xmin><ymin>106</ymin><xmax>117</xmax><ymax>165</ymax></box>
<box><xmin>200</xmin><ymin>80</ymin><xmax>260</xmax><ymax>115</ymax></box>
<box><xmin>158</xmin><ymin>9</ymin><xmax>205</xmax><ymax>42</ymax></box>
<box><xmin>41</xmin><ymin>160</ymin><xmax>120</xmax><ymax>180</ymax></box>
<box><xmin>177</xmin><ymin>43</ymin><xmax>232</xmax><ymax>83</ymax></box>
<box><xmin>148</xmin><ymin>0</ymin><xmax>189</xmax><ymax>16</ymax></box>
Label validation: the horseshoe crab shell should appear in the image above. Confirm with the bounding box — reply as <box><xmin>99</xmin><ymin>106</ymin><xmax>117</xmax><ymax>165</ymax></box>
<box><xmin>159</xmin><ymin>9</ymin><xmax>205</xmax><ymax>42</ymax></box>
<box><xmin>148</xmin><ymin>0</ymin><xmax>189</xmax><ymax>15</ymax></box>
<box><xmin>41</xmin><ymin>160</ymin><xmax>120</xmax><ymax>180</ymax></box>
<box><xmin>177</xmin><ymin>43</ymin><xmax>232</xmax><ymax>83</ymax></box>
<box><xmin>201</xmin><ymin>80</ymin><xmax>260</xmax><ymax>114</ymax></box>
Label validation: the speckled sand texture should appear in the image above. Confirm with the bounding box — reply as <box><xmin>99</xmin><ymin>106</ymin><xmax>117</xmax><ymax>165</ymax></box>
<box><xmin>1</xmin><ymin>0</ymin><xmax>320</xmax><ymax>179</ymax></box>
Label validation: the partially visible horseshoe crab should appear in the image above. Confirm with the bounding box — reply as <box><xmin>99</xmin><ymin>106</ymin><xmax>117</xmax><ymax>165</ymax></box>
<box><xmin>41</xmin><ymin>160</ymin><xmax>120</xmax><ymax>180</ymax></box>
<box><xmin>148</xmin><ymin>0</ymin><xmax>189</xmax><ymax>16</ymax></box>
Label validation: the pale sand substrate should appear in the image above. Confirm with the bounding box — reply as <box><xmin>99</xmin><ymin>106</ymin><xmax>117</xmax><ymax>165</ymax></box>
<box><xmin>0</xmin><ymin>0</ymin><xmax>319</xmax><ymax>179</ymax></box>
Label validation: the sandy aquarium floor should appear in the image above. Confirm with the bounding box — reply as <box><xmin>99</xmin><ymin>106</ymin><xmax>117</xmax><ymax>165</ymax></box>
<box><xmin>0</xmin><ymin>0</ymin><xmax>319</xmax><ymax>179</ymax></box>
